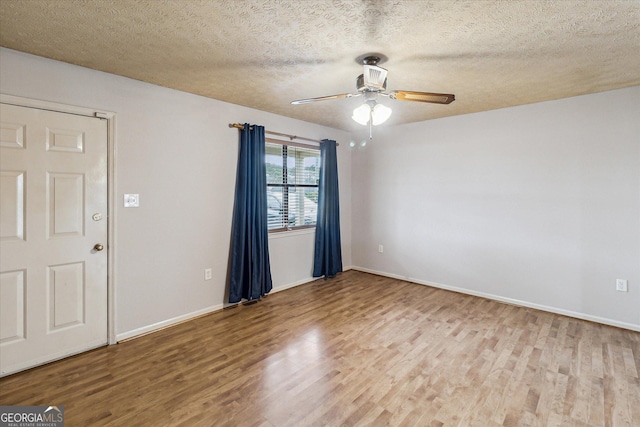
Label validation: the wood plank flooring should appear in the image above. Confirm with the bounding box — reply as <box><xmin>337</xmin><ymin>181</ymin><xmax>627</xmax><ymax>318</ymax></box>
<box><xmin>1</xmin><ymin>270</ymin><xmax>639</xmax><ymax>426</ymax></box>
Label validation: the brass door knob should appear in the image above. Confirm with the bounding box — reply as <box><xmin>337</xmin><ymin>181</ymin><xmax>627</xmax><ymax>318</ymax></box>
<box><xmin>94</xmin><ymin>243</ymin><xmax>104</xmax><ymax>251</ymax></box>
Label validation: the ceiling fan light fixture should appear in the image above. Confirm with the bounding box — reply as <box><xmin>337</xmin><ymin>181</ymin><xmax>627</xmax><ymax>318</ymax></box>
<box><xmin>352</xmin><ymin>101</ymin><xmax>392</xmax><ymax>126</ymax></box>
<box><xmin>371</xmin><ymin>103</ymin><xmax>392</xmax><ymax>125</ymax></box>
<box><xmin>352</xmin><ymin>103</ymin><xmax>371</xmax><ymax>125</ymax></box>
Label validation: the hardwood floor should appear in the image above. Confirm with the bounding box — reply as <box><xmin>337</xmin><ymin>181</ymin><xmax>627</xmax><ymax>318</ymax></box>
<box><xmin>1</xmin><ymin>270</ymin><xmax>639</xmax><ymax>426</ymax></box>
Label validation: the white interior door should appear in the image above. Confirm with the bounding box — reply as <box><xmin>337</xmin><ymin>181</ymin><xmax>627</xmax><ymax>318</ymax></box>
<box><xmin>0</xmin><ymin>103</ymin><xmax>108</xmax><ymax>376</ymax></box>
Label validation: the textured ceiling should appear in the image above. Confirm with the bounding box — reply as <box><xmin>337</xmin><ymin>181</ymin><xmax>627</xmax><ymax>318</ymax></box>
<box><xmin>1</xmin><ymin>0</ymin><xmax>639</xmax><ymax>131</ymax></box>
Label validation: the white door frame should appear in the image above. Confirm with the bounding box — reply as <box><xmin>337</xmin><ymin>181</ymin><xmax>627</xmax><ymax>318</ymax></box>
<box><xmin>1</xmin><ymin>93</ymin><xmax>118</xmax><ymax>345</ymax></box>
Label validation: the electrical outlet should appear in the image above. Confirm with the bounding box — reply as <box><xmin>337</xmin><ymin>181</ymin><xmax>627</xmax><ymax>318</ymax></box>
<box><xmin>204</xmin><ymin>268</ymin><xmax>212</xmax><ymax>280</ymax></box>
<box><xmin>123</xmin><ymin>194</ymin><xmax>139</xmax><ymax>208</ymax></box>
<box><xmin>378</xmin><ymin>244</ymin><xmax>384</xmax><ymax>253</ymax></box>
<box><xmin>616</xmin><ymin>279</ymin><xmax>628</xmax><ymax>292</ymax></box>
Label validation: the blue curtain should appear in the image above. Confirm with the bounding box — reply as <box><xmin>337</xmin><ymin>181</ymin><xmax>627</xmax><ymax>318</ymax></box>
<box><xmin>313</xmin><ymin>139</ymin><xmax>343</xmax><ymax>278</ymax></box>
<box><xmin>228</xmin><ymin>124</ymin><xmax>273</xmax><ymax>303</ymax></box>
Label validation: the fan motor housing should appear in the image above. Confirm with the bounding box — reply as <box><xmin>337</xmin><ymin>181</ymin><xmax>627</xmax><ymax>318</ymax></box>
<box><xmin>356</xmin><ymin>74</ymin><xmax>387</xmax><ymax>92</ymax></box>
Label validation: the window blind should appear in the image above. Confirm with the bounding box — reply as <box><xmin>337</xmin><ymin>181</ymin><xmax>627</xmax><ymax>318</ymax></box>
<box><xmin>265</xmin><ymin>141</ymin><xmax>320</xmax><ymax>231</ymax></box>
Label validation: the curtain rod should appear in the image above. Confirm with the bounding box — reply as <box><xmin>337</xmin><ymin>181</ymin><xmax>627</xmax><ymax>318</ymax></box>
<box><xmin>228</xmin><ymin>123</ymin><xmax>338</xmax><ymax>145</ymax></box>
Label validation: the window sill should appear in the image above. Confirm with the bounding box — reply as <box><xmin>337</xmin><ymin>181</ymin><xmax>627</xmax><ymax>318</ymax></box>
<box><xmin>268</xmin><ymin>227</ymin><xmax>316</xmax><ymax>240</ymax></box>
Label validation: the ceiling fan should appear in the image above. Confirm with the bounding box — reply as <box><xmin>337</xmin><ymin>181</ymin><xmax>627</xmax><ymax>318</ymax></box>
<box><xmin>291</xmin><ymin>54</ymin><xmax>455</xmax><ymax>138</ymax></box>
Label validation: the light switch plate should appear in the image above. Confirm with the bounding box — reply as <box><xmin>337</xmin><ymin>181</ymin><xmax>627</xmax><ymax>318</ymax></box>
<box><xmin>124</xmin><ymin>194</ymin><xmax>139</xmax><ymax>208</ymax></box>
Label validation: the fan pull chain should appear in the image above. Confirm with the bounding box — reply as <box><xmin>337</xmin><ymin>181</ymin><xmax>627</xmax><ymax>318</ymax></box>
<box><xmin>369</xmin><ymin>109</ymin><xmax>373</xmax><ymax>140</ymax></box>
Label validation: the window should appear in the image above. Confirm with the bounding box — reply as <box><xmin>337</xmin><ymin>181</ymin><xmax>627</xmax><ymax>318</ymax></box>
<box><xmin>266</xmin><ymin>141</ymin><xmax>320</xmax><ymax>231</ymax></box>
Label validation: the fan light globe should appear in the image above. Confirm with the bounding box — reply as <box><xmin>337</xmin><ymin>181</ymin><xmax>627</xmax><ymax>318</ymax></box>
<box><xmin>352</xmin><ymin>102</ymin><xmax>392</xmax><ymax>126</ymax></box>
<box><xmin>352</xmin><ymin>103</ymin><xmax>371</xmax><ymax>125</ymax></box>
<box><xmin>372</xmin><ymin>103</ymin><xmax>392</xmax><ymax>125</ymax></box>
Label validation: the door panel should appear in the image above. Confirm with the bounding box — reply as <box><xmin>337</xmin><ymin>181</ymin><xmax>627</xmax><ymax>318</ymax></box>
<box><xmin>0</xmin><ymin>269</ymin><xmax>25</xmax><ymax>344</ymax></box>
<box><xmin>48</xmin><ymin>172</ymin><xmax>85</xmax><ymax>238</ymax></box>
<box><xmin>0</xmin><ymin>171</ymin><xmax>25</xmax><ymax>241</ymax></box>
<box><xmin>0</xmin><ymin>103</ymin><xmax>108</xmax><ymax>376</ymax></box>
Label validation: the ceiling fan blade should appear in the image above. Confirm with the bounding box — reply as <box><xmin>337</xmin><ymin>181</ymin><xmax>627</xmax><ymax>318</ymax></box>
<box><xmin>388</xmin><ymin>91</ymin><xmax>455</xmax><ymax>104</ymax></box>
<box><xmin>291</xmin><ymin>93</ymin><xmax>361</xmax><ymax>105</ymax></box>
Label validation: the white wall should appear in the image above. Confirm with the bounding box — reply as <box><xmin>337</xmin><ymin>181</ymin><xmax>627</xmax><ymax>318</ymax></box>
<box><xmin>0</xmin><ymin>48</ymin><xmax>352</xmax><ymax>340</ymax></box>
<box><xmin>352</xmin><ymin>86</ymin><xmax>640</xmax><ymax>330</ymax></box>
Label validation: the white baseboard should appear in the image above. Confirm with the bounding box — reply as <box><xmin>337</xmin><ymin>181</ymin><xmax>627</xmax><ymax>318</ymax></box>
<box><xmin>116</xmin><ymin>267</ymin><xmax>355</xmax><ymax>342</ymax></box>
<box><xmin>352</xmin><ymin>266</ymin><xmax>640</xmax><ymax>332</ymax></box>
<box><xmin>116</xmin><ymin>303</ymin><xmax>224</xmax><ymax>342</ymax></box>
<box><xmin>271</xmin><ymin>266</ymin><xmax>353</xmax><ymax>294</ymax></box>
<box><xmin>271</xmin><ymin>277</ymin><xmax>317</xmax><ymax>294</ymax></box>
